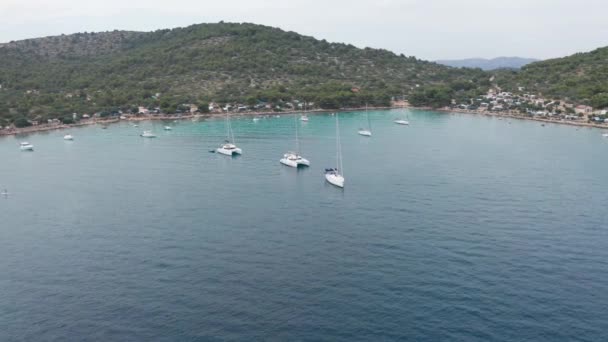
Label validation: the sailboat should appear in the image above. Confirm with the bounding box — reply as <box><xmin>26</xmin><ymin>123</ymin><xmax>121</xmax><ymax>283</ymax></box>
<box><xmin>325</xmin><ymin>113</ymin><xmax>345</xmax><ymax>188</ymax></box>
<box><xmin>216</xmin><ymin>113</ymin><xmax>242</xmax><ymax>156</ymax></box>
<box><xmin>280</xmin><ymin>114</ymin><xmax>310</xmax><ymax>168</ymax></box>
<box><xmin>358</xmin><ymin>104</ymin><xmax>372</xmax><ymax>136</ymax></box>
<box><xmin>300</xmin><ymin>101</ymin><xmax>310</xmax><ymax>121</ymax></box>
<box><xmin>395</xmin><ymin>94</ymin><xmax>410</xmax><ymax>125</ymax></box>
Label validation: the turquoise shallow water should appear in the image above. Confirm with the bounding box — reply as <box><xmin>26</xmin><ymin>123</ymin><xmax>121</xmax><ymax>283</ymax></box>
<box><xmin>1</xmin><ymin>109</ymin><xmax>608</xmax><ymax>341</ymax></box>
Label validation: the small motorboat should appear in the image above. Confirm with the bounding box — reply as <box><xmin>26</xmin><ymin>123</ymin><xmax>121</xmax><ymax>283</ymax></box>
<box><xmin>63</xmin><ymin>134</ymin><xmax>74</xmax><ymax>140</ymax></box>
<box><xmin>300</xmin><ymin>115</ymin><xmax>309</xmax><ymax>122</ymax></box>
<box><xmin>140</xmin><ymin>130</ymin><xmax>156</xmax><ymax>138</ymax></box>
<box><xmin>394</xmin><ymin>119</ymin><xmax>409</xmax><ymax>125</ymax></box>
<box><xmin>253</xmin><ymin>117</ymin><xmax>260</xmax><ymax>122</ymax></box>
<box><xmin>164</xmin><ymin>126</ymin><xmax>172</xmax><ymax>131</ymax></box>
<box><xmin>602</xmin><ymin>133</ymin><xmax>608</xmax><ymax>137</ymax></box>
<box><xmin>133</xmin><ymin>124</ymin><xmax>139</xmax><ymax>127</ymax></box>
<box><xmin>20</xmin><ymin>142</ymin><xmax>34</xmax><ymax>151</ymax></box>
<box><xmin>358</xmin><ymin>129</ymin><xmax>372</xmax><ymax>137</ymax></box>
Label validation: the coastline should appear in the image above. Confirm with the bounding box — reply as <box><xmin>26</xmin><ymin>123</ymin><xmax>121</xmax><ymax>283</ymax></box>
<box><xmin>2</xmin><ymin>104</ymin><xmax>607</xmax><ymax>137</ymax></box>
<box><xmin>0</xmin><ymin>106</ymin><xmax>393</xmax><ymax>137</ymax></box>
<box><xmin>436</xmin><ymin>107</ymin><xmax>608</xmax><ymax>130</ymax></box>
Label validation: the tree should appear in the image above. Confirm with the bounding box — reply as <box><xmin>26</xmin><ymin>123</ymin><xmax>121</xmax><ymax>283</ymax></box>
<box><xmin>61</xmin><ymin>116</ymin><xmax>75</xmax><ymax>124</ymax></box>
<box><xmin>14</xmin><ymin>117</ymin><xmax>31</xmax><ymax>128</ymax></box>
<box><xmin>590</xmin><ymin>93</ymin><xmax>608</xmax><ymax>109</ymax></box>
<box><xmin>198</xmin><ymin>102</ymin><xmax>210</xmax><ymax>113</ymax></box>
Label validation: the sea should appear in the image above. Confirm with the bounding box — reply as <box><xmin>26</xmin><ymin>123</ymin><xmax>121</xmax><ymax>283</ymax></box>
<box><xmin>1</xmin><ymin>109</ymin><xmax>607</xmax><ymax>341</ymax></box>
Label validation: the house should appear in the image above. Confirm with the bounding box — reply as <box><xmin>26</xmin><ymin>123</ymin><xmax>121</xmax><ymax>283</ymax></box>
<box><xmin>575</xmin><ymin>105</ymin><xmax>593</xmax><ymax>115</ymax></box>
<box><xmin>138</xmin><ymin>106</ymin><xmax>149</xmax><ymax>115</ymax></box>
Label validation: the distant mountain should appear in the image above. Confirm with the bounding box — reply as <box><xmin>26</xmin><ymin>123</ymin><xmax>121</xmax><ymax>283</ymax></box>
<box><xmin>436</xmin><ymin>57</ymin><xmax>539</xmax><ymax>70</ymax></box>
<box><xmin>0</xmin><ymin>22</ymin><xmax>486</xmax><ymax>125</ymax></box>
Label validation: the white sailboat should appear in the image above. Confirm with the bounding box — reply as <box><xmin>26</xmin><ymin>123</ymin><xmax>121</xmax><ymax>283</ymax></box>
<box><xmin>300</xmin><ymin>101</ymin><xmax>310</xmax><ymax>122</ymax></box>
<box><xmin>395</xmin><ymin>94</ymin><xmax>410</xmax><ymax>125</ymax></box>
<box><xmin>358</xmin><ymin>104</ymin><xmax>372</xmax><ymax>136</ymax></box>
<box><xmin>280</xmin><ymin>114</ymin><xmax>310</xmax><ymax>168</ymax></box>
<box><xmin>325</xmin><ymin>113</ymin><xmax>345</xmax><ymax>188</ymax></box>
<box><xmin>216</xmin><ymin>113</ymin><xmax>242</xmax><ymax>156</ymax></box>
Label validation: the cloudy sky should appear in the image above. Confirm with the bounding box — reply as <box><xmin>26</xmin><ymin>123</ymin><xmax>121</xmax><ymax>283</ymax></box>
<box><xmin>1</xmin><ymin>0</ymin><xmax>606</xmax><ymax>60</ymax></box>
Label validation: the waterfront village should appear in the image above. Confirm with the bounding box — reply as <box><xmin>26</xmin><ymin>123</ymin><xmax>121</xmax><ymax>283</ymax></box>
<box><xmin>2</xmin><ymin>88</ymin><xmax>608</xmax><ymax>135</ymax></box>
<box><xmin>451</xmin><ymin>88</ymin><xmax>608</xmax><ymax>124</ymax></box>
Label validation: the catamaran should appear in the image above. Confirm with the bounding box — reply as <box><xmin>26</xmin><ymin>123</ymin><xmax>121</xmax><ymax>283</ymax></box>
<box><xmin>325</xmin><ymin>113</ymin><xmax>345</xmax><ymax>188</ymax></box>
<box><xmin>216</xmin><ymin>113</ymin><xmax>242</xmax><ymax>156</ymax></box>
<box><xmin>280</xmin><ymin>114</ymin><xmax>310</xmax><ymax>168</ymax></box>
<box><xmin>358</xmin><ymin>104</ymin><xmax>372</xmax><ymax>136</ymax></box>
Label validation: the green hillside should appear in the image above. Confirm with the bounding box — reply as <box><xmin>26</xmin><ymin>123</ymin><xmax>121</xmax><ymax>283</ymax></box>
<box><xmin>494</xmin><ymin>47</ymin><xmax>608</xmax><ymax>108</ymax></box>
<box><xmin>0</xmin><ymin>22</ymin><xmax>486</xmax><ymax>126</ymax></box>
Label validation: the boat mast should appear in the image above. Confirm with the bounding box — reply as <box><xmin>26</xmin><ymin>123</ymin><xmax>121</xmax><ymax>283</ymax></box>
<box><xmin>226</xmin><ymin>112</ymin><xmax>236</xmax><ymax>143</ymax></box>
<box><xmin>366</xmin><ymin>103</ymin><xmax>371</xmax><ymax>131</ymax></box>
<box><xmin>295</xmin><ymin>112</ymin><xmax>300</xmax><ymax>154</ymax></box>
<box><xmin>336</xmin><ymin>113</ymin><xmax>343</xmax><ymax>174</ymax></box>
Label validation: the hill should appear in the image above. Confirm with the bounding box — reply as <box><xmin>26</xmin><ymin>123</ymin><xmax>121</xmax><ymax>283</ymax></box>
<box><xmin>0</xmin><ymin>22</ymin><xmax>487</xmax><ymax>126</ymax></box>
<box><xmin>494</xmin><ymin>47</ymin><xmax>608</xmax><ymax>108</ymax></box>
<box><xmin>436</xmin><ymin>57</ymin><xmax>539</xmax><ymax>70</ymax></box>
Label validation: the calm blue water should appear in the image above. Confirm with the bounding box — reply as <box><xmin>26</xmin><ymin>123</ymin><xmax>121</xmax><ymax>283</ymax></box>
<box><xmin>1</xmin><ymin>109</ymin><xmax>608</xmax><ymax>341</ymax></box>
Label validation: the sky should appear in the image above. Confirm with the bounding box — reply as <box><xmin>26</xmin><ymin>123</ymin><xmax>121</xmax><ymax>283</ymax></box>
<box><xmin>1</xmin><ymin>0</ymin><xmax>607</xmax><ymax>61</ymax></box>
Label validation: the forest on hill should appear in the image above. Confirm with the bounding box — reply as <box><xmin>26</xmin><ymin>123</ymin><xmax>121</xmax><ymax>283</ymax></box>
<box><xmin>0</xmin><ymin>22</ymin><xmax>486</xmax><ymax>126</ymax></box>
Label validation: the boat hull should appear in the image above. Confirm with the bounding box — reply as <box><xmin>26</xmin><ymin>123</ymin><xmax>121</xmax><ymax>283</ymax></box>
<box><xmin>217</xmin><ymin>147</ymin><xmax>242</xmax><ymax>156</ymax></box>
<box><xmin>280</xmin><ymin>158</ymin><xmax>298</xmax><ymax>167</ymax></box>
<box><xmin>394</xmin><ymin>120</ymin><xmax>409</xmax><ymax>125</ymax></box>
<box><xmin>358</xmin><ymin>130</ymin><xmax>372</xmax><ymax>137</ymax></box>
<box><xmin>280</xmin><ymin>156</ymin><xmax>310</xmax><ymax>168</ymax></box>
<box><xmin>325</xmin><ymin>173</ymin><xmax>344</xmax><ymax>188</ymax></box>
<box><xmin>20</xmin><ymin>145</ymin><xmax>34</xmax><ymax>151</ymax></box>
